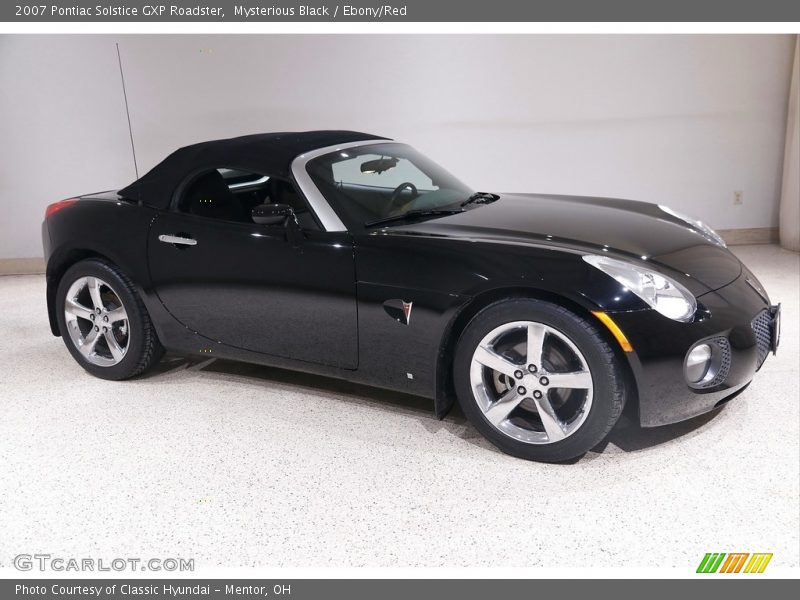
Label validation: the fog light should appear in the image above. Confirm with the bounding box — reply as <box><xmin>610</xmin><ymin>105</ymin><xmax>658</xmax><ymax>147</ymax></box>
<box><xmin>685</xmin><ymin>343</ymin><xmax>712</xmax><ymax>383</ymax></box>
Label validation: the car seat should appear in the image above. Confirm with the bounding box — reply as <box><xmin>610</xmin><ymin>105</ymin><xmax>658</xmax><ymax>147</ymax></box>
<box><xmin>182</xmin><ymin>170</ymin><xmax>248</xmax><ymax>222</ymax></box>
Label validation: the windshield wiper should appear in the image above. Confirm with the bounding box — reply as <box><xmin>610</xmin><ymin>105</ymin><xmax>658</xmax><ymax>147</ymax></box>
<box><xmin>461</xmin><ymin>192</ymin><xmax>499</xmax><ymax>207</ymax></box>
<box><xmin>365</xmin><ymin>209</ymin><xmax>464</xmax><ymax>228</ymax></box>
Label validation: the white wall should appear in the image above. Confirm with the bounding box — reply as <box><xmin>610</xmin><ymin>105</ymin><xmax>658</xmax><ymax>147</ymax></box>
<box><xmin>0</xmin><ymin>36</ymin><xmax>136</xmax><ymax>259</ymax></box>
<box><xmin>780</xmin><ymin>37</ymin><xmax>800</xmax><ymax>251</ymax></box>
<box><xmin>0</xmin><ymin>34</ymin><xmax>795</xmax><ymax>259</ymax></box>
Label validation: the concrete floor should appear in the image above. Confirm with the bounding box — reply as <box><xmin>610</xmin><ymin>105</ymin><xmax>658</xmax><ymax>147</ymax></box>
<box><xmin>0</xmin><ymin>244</ymin><xmax>797</xmax><ymax>571</ymax></box>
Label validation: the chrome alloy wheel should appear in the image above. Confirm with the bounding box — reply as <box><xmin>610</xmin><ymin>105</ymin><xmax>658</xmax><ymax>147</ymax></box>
<box><xmin>63</xmin><ymin>276</ymin><xmax>130</xmax><ymax>367</ymax></box>
<box><xmin>469</xmin><ymin>320</ymin><xmax>593</xmax><ymax>444</ymax></box>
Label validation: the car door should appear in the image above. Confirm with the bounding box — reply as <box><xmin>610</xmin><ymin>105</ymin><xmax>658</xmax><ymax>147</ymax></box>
<box><xmin>146</xmin><ymin>171</ymin><xmax>358</xmax><ymax>369</ymax></box>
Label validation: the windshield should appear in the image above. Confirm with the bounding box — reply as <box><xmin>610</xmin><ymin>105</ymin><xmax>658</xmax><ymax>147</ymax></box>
<box><xmin>305</xmin><ymin>143</ymin><xmax>474</xmax><ymax>228</ymax></box>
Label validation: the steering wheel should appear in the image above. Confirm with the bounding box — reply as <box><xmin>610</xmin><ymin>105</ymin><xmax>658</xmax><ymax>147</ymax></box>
<box><xmin>387</xmin><ymin>182</ymin><xmax>419</xmax><ymax>214</ymax></box>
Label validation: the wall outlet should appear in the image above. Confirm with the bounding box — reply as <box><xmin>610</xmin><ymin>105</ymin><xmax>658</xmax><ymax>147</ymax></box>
<box><xmin>734</xmin><ymin>191</ymin><xmax>743</xmax><ymax>205</ymax></box>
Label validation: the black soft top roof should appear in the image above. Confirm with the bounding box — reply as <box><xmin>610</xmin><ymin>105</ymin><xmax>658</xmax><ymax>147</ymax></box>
<box><xmin>118</xmin><ymin>130</ymin><xmax>389</xmax><ymax>209</ymax></box>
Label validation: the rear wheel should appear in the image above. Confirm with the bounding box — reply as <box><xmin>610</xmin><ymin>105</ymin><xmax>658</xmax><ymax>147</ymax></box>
<box><xmin>56</xmin><ymin>259</ymin><xmax>164</xmax><ymax>380</ymax></box>
<box><xmin>453</xmin><ymin>298</ymin><xmax>625</xmax><ymax>462</ymax></box>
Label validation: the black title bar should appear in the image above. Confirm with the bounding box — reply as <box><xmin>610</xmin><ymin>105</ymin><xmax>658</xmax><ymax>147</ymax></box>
<box><xmin>4</xmin><ymin>579</ymin><xmax>799</xmax><ymax>600</ymax></box>
<box><xmin>4</xmin><ymin>0</ymin><xmax>800</xmax><ymax>22</ymax></box>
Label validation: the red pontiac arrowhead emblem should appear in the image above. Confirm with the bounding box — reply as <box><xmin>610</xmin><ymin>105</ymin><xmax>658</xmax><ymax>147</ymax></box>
<box><xmin>402</xmin><ymin>301</ymin><xmax>413</xmax><ymax>325</ymax></box>
<box><xmin>382</xmin><ymin>299</ymin><xmax>414</xmax><ymax>325</ymax></box>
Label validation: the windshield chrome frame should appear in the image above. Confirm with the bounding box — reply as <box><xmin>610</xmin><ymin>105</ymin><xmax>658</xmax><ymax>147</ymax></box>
<box><xmin>291</xmin><ymin>140</ymin><xmax>407</xmax><ymax>232</ymax></box>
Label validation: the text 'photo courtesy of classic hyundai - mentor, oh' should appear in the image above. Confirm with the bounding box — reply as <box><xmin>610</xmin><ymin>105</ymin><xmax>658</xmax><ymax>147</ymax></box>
<box><xmin>41</xmin><ymin>131</ymin><xmax>781</xmax><ymax>462</ymax></box>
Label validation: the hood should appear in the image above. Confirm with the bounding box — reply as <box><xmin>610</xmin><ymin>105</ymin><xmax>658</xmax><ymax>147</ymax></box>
<box><xmin>388</xmin><ymin>193</ymin><xmax>741</xmax><ymax>294</ymax></box>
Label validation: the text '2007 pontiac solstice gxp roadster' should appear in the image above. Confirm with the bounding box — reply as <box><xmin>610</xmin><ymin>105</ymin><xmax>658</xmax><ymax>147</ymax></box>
<box><xmin>42</xmin><ymin>131</ymin><xmax>781</xmax><ymax>462</ymax></box>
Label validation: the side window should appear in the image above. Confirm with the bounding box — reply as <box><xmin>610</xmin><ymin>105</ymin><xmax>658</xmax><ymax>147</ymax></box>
<box><xmin>177</xmin><ymin>168</ymin><xmax>320</xmax><ymax>230</ymax></box>
<box><xmin>331</xmin><ymin>154</ymin><xmax>437</xmax><ymax>191</ymax></box>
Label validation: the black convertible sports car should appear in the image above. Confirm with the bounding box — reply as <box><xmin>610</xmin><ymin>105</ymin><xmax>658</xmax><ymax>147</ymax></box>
<box><xmin>42</xmin><ymin>131</ymin><xmax>780</xmax><ymax>462</ymax></box>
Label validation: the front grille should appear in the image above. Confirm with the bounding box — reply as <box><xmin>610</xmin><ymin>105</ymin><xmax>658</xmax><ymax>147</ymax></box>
<box><xmin>751</xmin><ymin>310</ymin><xmax>772</xmax><ymax>369</ymax></box>
<box><xmin>703</xmin><ymin>337</ymin><xmax>731</xmax><ymax>388</ymax></box>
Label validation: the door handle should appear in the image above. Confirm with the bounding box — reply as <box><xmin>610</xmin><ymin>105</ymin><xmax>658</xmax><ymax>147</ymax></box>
<box><xmin>158</xmin><ymin>234</ymin><xmax>197</xmax><ymax>246</ymax></box>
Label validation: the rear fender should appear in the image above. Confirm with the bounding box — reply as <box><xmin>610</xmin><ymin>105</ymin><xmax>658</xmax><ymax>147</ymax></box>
<box><xmin>43</xmin><ymin>199</ymin><xmax>156</xmax><ymax>336</ymax></box>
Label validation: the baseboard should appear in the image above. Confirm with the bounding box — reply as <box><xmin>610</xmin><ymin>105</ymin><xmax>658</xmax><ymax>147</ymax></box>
<box><xmin>718</xmin><ymin>227</ymin><xmax>779</xmax><ymax>245</ymax></box>
<box><xmin>0</xmin><ymin>257</ymin><xmax>46</xmax><ymax>275</ymax></box>
<box><xmin>0</xmin><ymin>229</ymin><xmax>782</xmax><ymax>276</ymax></box>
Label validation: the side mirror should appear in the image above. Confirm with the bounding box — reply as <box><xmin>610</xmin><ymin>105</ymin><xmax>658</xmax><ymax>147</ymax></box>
<box><xmin>251</xmin><ymin>203</ymin><xmax>294</xmax><ymax>226</ymax></box>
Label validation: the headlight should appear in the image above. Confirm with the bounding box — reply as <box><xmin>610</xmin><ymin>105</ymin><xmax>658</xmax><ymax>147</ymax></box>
<box><xmin>583</xmin><ymin>255</ymin><xmax>697</xmax><ymax>322</ymax></box>
<box><xmin>658</xmin><ymin>205</ymin><xmax>726</xmax><ymax>247</ymax></box>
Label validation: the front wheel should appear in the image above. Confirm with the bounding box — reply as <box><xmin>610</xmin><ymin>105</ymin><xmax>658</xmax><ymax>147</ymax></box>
<box><xmin>453</xmin><ymin>299</ymin><xmax>625</xmax><ymax>462</ymax></box>
<box><xmin>56</xmin><ymin>258</ymin><xmax>164</xmax><ymax>380</ymax></box>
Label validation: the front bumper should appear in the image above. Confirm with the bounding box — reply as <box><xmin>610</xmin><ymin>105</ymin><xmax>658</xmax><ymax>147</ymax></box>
<box><xmin>610</xmin><ymin>273</ymin><xmax>779</xmax><ymax>427</ymax></box>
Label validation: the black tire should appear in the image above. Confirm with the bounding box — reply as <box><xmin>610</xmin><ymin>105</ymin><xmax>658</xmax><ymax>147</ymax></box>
<box><xmin>453</xmin><ymin>298</ymin><xmax>625</xmax><ymax>463</ymax></box>
<box><xmin>56</xmin><ymin>258</ymin><xmax>164</xmax><ymax>380</ymax></box>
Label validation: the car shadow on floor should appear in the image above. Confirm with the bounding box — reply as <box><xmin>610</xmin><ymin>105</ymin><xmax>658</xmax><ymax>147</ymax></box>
<box><xmin>142</xmin><ymin>354</ymin><xmax>727</xmax><ymax>461</ymax></box>
<box><xmin>597</xmin><ymin>407</ymin><xmax>722</xmax><ymax>453</ymax></box>
<box><xmin>144</xmin><ymin>354</ymin><xmax>439</xmax><ymax>417</ymax></box>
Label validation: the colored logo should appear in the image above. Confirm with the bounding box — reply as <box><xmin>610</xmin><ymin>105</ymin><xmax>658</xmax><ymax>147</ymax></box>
<box><xmin>402</xmin><ymin>301</ymin><xmax>413</xmax><ymax>325</ymax></box>
<box><xmin>382</xmin><ymin>299</ymin><xmax>413</xmax><ymax>325</ymax></box>
<box><xmin>696</xmin><ymin>552</ymin><xmax>773</xmax><ymax>573</ymax></box>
